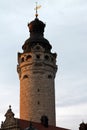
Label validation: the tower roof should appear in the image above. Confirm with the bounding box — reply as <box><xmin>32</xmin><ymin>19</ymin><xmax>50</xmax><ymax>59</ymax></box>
<box><xmin>22</xmin><ymin>17</ymin><xmax>52</xmax><ymax>53</ymax></box>
<box><xmin>28</xmin><ymin>18</ymin><xmax>45</xmax><ymax>34</ymax></box>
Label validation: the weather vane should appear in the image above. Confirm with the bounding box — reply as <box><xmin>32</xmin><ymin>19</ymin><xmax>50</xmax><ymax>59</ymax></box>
<box><xmin>34</xmin><ymin>2</ymin><xmax>41</xmax><ymax>18</ymax></box>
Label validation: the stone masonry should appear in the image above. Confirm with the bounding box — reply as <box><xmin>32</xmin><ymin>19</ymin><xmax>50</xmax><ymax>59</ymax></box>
<box><xmin>17</xmin><ymin>18</ymin><xmax>57</xmax><ymax>126</ymax></box>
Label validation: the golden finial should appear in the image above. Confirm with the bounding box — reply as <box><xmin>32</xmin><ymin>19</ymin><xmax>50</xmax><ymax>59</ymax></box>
<box><xmin>34</xmin><ymin>2</ymin><xmax>41</xmax><ymax>18</ymax></box>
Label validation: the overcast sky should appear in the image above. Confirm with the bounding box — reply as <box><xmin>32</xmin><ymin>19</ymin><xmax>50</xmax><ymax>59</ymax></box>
<box><xmin>0</xmin><ymin>0</ymin><xmax>87</xmax><ymax>130</ymax></box>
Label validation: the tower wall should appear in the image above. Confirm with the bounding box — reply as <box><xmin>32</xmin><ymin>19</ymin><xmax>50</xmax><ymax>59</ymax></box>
<box><xmin>17</xmin><ymin>17</ymin><xmax>57</xmax><ymax>126</ymax></box>
<box><xmin>17</xmin><ymin>44</ymin><xmax>57</xmax><ymax>126</ymax></box>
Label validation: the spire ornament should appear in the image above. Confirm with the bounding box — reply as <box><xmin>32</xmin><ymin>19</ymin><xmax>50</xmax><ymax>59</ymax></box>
<box><xmin>34</xmin><ymin>2</ymin><xmax>41</xmax><ymax>18</ymax></box>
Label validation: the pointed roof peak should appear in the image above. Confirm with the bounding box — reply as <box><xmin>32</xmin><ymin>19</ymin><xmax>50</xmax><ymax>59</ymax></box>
<box><xmin>5</xmin><ymin>105</ymin><xmax>15</xmax><ymax>118</ymax></box>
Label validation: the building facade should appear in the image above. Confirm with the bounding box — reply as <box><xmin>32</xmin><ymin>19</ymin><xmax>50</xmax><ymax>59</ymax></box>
<box><xmin>0</xmin><ymin>106</ymin><xmax>69</xmax><ymax>130</ymax></box>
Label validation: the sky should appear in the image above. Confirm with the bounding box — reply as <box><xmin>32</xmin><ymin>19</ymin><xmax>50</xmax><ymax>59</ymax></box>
<box><xmin>0</xmin><ymin>0</ymin><xmax>87</xmax><ymax>130</ymax></box>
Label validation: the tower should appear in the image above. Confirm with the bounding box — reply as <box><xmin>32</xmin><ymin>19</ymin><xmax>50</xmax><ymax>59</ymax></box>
<box><xmin>17</xmin><ymin>12</ymin><xmax>57</xmax><ymax>126</ymax></box>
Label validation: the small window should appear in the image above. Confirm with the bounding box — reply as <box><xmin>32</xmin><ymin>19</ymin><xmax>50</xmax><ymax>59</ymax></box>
<box><xmin>36</xmin><ymin>55</ymin><xmax>40</xmax><ymax>59</ymax></box>
<box><xmin>37</xmin><ymin>89</ymin><xmax>40</xmax><ymax>92</ymax></box>
<box><xmin>37</xmin><ymin>101</ymin><xmax>40</xmax><ymax>105</ymax></box>
<box><xmin>26</xmin><ymin>55</ymin><xmax>32</xmax><ymax>60</ymax></box>
<box><xmin>23</xmin><ymin>75</ymin><xmax>28</xmax><ymax>79</ymax></box>
<box><xmin>21</xmin><ymin>57</ymin><xmax>24</xmax><ymax>62</ymax></box>
<box><xmin>48</xmin><ymin>75</ymin><xmax>52</xmax><ymax>79</ymax></box>
<box><xmin>45</xmin><ymin>55</ymin><xmax>49</xmax><ymax>60</ymax></box>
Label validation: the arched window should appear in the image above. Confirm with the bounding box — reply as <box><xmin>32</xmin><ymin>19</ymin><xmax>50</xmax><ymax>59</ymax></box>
<box><xmin>26</xmin><ymin>55</ymin><xmax>32</xmax><ymax>60</ymax></box>
<box><xmin>45</xmin><ymin>55</ymin><xmax>49</xmax><ymax>61</ymax></box>
<box><xmin>37</xmin><ymin>101</ymin><xmax>40</xmax><ymax>105</ymax></box>
<box><xmin>21</xmin><ymin>57</ymin><xmax>24</xmax><ymax>62</ymax></box>
<box><xmin>23</xmin><ymin>75</ymin><xmax>28</xmax><ymax>79</ymax></box>
<box><xmin>41</xmin><ymin>115</ymin><xmax>48</xmax><ymax>127</ymax></box>
<box><xmin>37</xmin><ymin>89</ymin><xmax>40</xmax><ymax>92</ymax></box>
<box><xmin>48</xmin><ymin>74</ymin><xmax>52</xmax><ymax>79</ymax></box>
<box><xmin>36</xmin><ymin>54</ymin><xmax>40</xmax><ymax>59</ymax></box>
<box><xmin>36</xmin><ymin>46</ymin><xmax>40</xmax><ymax>50</ymax></box>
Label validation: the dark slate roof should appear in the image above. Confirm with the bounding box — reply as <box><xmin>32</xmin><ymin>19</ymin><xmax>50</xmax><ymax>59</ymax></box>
<box><xmin>22</xmin><ymin>38</ymin><xmax>52</xmax><ymax>53</ymax></box>
<box><xmin>28</xmin><ymin>18</ymin><xmax>45</xmax><ymax>34</ymax></box>
<box><xmin>22</xmin><ymin>18</ymin><xmax>52</xmax><ymax>53</ymax></box>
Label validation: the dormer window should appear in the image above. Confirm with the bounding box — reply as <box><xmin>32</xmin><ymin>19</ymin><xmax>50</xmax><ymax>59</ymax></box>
<box><xmin>32</xmin><ymin>44</ymin><xmax>44</xmax><ymax>52</ymax></box>
<box><xmin>36</xmin><ymin>46</ymin><xmax>40</xmax><ymax>50</ymax></box>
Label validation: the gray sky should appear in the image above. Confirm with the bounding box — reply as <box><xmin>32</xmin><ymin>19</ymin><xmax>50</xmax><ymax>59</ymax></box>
<box><xmin>0</xmin><ymin>0</ymin><xmax>87</xmax><ymax>130</ymax></box>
